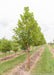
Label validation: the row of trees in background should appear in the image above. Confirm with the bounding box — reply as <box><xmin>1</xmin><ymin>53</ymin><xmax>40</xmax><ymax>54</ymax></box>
<box><xmin>0</xmin><ymin>38</ymin><xmax>19</xmax><ymax>56</ymax></box>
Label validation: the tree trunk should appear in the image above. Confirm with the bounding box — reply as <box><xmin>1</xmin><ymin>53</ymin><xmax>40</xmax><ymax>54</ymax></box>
<box><xmin>15</xmin><ymin>51</ymin><xmax>16</xmax><ymax>55</ymax></box>
<box><xmin>5</xmin><ymin>52</ymin><xmax>7</xmax><ymax>57</ymax></box>
<box><xmin>9</xmin><ymin>51</ymin><xmax>10</xmax><ymax>55</ymax></box>
<box><xmin>27</xmin><ymin>45</ymin><xmax>30</xmax><ymax>69</ymax></box>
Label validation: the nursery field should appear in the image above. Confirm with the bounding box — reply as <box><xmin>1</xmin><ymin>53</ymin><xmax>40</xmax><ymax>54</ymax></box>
<box><xmin>0</xmin><ymin>46</ymin><xmax>39</xmax><ymax>63</ymax></box>
<box><xmin>0</xmin><ymin>45</ymin><xmax>54</xmax><ymax>75</ymax></box>
<box><xmin>0</xmin><ymin>46</ymin><xmax>41</xmax><ymax>75</ymax></box>
<box><xmin>31</xmin><ymin>45</ymin><xmax>54</xmax><ymax>75</ymax></box>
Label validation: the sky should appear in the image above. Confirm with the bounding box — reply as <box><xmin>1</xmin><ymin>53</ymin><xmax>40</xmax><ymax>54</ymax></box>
<box><xmin>0</xmin><ymin>0</ymin><xmax>54</xmax><ymax>43</ymax></box>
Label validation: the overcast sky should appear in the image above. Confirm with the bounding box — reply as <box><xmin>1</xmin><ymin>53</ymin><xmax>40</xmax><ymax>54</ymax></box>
<box><xmin>0</xmin><ymin>0</ymin><xmax>54</xmax><ymax>43</ymax></box>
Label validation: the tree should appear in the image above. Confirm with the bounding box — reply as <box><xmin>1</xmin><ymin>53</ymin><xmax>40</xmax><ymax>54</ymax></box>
<box><xmin>1</xmin><ymin>38</ymin><xmax>12</xmax><ymax>56</ymax></box>
<box><xmin>12</xmin><ymin>41</ymin><xmax>18</xmax><ymax>54</ymax></box>
<box><xmin>7</xmin><ymin>40</ymin><xmax>12</xmax><ymax>54</ymax></box>
<box><xmin>39</xmin><ymin>33</ymin><xmax>46</xmax><ymax>45</ymax></box>
<box><xmin>13</xmin><ymin>7</ymin><xmax>46</xmax><ymax>69</ymax></box>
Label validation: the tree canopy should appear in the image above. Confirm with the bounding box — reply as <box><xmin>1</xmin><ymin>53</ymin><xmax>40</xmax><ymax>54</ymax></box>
<box><xmin>13</xmin><ymin>7</ymin><xmax>46</xmax><ymax>50</ymax></box>
<box><xmin>0</xmin><ymin>38</ymin><xmax>12</xmax><ymax>54</ymax></box>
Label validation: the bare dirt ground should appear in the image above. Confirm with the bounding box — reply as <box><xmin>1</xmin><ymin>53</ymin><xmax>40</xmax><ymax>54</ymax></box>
<box><xmin>0</xmin><ymin>52</ymin><xmax>3</xmax><ymax>55</ymax></box>
<box><xmin>48</xmin><ymin>45</ymin><xmax>54</xmax><ymax>57</ymax></box>
<box><xmin>5</xmin><ymin>45</ymin><xmax>45</xmax><ymax>75</ymax></box>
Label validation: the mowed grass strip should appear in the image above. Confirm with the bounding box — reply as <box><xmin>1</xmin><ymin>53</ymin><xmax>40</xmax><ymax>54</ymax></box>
<box><xmin>0</xmin><ymin>46</ymin><xmax>41</xmax><ymax>75</ymax></box>
<box><xmin>31</xmin><ymin>45</ymin><xmax>54</xmax><ymax>74</ymax></box>
<box><xmin>50</xmin><ymin>44</ymin><xmax>54</xmax><ymax>49</ymax></box>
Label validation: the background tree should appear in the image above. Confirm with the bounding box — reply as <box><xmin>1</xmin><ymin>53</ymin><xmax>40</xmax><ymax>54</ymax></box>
<box><xmin>7</xmin><ymin>40</ymin><xmax>12</xmax><ymax>54</ymax></box>
<box><xmin>39</xmin><ymin>33</ymin><xmax>46</xmax><ymax>45</ymax></box>
<box><xmin>1</xmin><ymin>38</ymin><xmax>12</xmax><ymax>56</ymax></box>
<box><xmin>12</xmin><ymin>41</ymin><xmax>18</xmax><ymax>55</ymax></box>
<box><xmin>13</xmin><ymin>7</ymin><xmax>46</xmax><ymax>69</ymax></box>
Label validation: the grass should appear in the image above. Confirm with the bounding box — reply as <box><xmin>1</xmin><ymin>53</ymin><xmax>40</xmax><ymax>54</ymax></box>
<box><xmin>50</xmin><ymin>44</ymin><xmax>54</xmax><ymax>49</ymax></box>
<box><xmin>31</xmin><ymin>45</ymin><xmax>54</xmax><ymax>75</ymax></box>
<box><xmin>0</xmin><ymin>46</ymin><xmax>41</xmax><ymax>75</ymax></box>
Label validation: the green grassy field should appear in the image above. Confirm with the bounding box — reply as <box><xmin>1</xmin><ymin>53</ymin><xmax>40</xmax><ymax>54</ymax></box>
<box><xmin>31</xmin><ymin>45</ymin><xmax>54</xmax><ymax>75</ymax></box>
<box><xmin>0</xmin><ymin>46</ymin><xmax>41</xmax><ymax>75</ymax></box>
<box><xmin>50</xmin><ymin>44</ymin><xmax>54</xmax><ymax>49</ymax></box>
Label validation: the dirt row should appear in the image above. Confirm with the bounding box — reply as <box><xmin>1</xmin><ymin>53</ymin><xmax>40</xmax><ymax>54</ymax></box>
<box><xmin>48</xmin><ymin>45</ymin><xmax>54</xmax><ymax>57</ymax></box>
<box><xmin>0</xmin><ymin>51</ymin><xmax>25</xmax><ymax>63</ymax></box>
<box><xmin>0</xmin><ymin>47</ymin><xmax>37</xmax><ymax>63</ymax></box>
<box><xmin>0</xmin><ymin>52</ymin><xmax>3</xmax><ymax>55</ymax></box>
<box><xmin>7</xmin><ymin>45</ymin><xmax>45</xmax><ymax>75</ymax></box>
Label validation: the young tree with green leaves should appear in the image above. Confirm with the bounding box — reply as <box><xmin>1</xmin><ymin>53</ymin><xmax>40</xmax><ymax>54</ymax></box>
<box><xmin>13</xmin><ymin>7</ymin><xmax>46</xmax><ymax>69</ymax></box>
